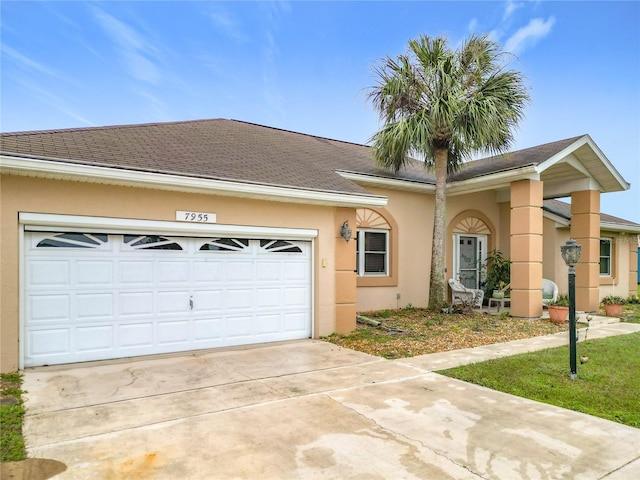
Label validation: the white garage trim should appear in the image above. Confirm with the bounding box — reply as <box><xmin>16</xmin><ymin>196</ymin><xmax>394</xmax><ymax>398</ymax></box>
<box><xmin>20</xmin><ymin>212</ymin><xmax>318</xmax><ymax>240</ymax></box>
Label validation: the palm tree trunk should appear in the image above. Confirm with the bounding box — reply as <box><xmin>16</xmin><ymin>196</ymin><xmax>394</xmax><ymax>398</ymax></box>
<box><xmin>428</xmin><ymin>148</ymin><xmax>448</xmax><ymax>310</ymax></box>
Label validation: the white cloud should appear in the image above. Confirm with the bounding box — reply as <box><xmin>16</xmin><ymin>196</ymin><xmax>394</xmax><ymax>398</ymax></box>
<box><xmin>503</xmin><ymin>0</ymin><xmax>523</xmax><ymax>21</ymax></box>
<box><xmin>504</xmin><ymin>17</ymin><xmax>555</xmax><ymax>55</ymax></box>
<box><xmin>91</xmin><ymin>7</ymin><xmax>161</xmax><ymax>84</ymax></box>
<box><xmin>207</xmin><ymin>6</ymin><xmax>248</xmax><ymax>42</ymax></box>
<box><xmin>468</xmin><ymin>18</ymin><xmax>478</xmax><ymax>33</ymax></box>
<box><xmin>2</xmin><ymin>44</ymin><xmax>66</xmax><ymax>80</ymax></box>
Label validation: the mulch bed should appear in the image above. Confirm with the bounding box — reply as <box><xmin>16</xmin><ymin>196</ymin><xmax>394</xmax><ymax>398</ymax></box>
<box><xmin>324</xmin><ymin>308</ymin><xmax>567</xmax><ymax>359</ymax></box>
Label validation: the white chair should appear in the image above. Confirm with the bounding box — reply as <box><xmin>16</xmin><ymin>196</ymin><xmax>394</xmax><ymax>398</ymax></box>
<box><xmin>448</xmin><ymin>278</ymin><xmax>484</xmax><ymax>308</ymax></box>
<box><xmin>542</xmin><ymin>279</ymin><xmax>558</xmax><ymax>307</ymax></box>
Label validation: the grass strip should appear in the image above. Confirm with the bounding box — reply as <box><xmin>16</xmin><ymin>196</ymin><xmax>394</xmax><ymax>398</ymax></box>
<box><xmin>1</xmin><ymin>372</ymin><xmax>26</xmax><ymax>462</ymax></box>
<box><xmin>438</xmin><ymin>332</ymin><xmax>640</xmax><ymax>428</ymax></box>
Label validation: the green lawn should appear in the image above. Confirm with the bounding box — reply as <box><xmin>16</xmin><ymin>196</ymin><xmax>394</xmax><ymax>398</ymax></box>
<box><xmin>439</xmin><ymin>332</ymin><xmax>640</xmax><ymax>427</ymax></box>
<box><xmin>0</xmin><ymin>372</ymin><xmax>26</xmax><ymax>462</ymax></box>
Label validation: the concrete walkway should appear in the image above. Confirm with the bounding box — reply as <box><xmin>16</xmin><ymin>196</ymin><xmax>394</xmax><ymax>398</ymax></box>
<box><xmin>20</xmin><ymin>321</ymin><xmax>640</xmax><ymax>479</ymax></box>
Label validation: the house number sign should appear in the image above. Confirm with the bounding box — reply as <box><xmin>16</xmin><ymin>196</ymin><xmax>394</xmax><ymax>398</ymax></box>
<box><xmin>176</xmin><ymin>211</ymin><xmax>217</xmax><ymax>223</ymax></box>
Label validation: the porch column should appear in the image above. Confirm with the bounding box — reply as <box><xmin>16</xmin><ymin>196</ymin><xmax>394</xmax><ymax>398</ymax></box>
<box><xmin>571</xmin><ymin>190</ymin><xmax>600</xmax><ymax>311</ymax></box>
<box><xmin>334</xmin><ymin>208</ymin><xmax>357</xmax><ymax>333</ymax></box>
<box><xmin>510</xmin><ymin>179</ymin><xmax>543</xmax><ymax>318</ymax></box>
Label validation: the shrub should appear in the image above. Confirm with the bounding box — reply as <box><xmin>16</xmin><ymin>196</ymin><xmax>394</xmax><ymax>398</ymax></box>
<box><xmin>601</xmin><ymin>295</ymin><xmax>626</xmax><ymax>305</ymax></box>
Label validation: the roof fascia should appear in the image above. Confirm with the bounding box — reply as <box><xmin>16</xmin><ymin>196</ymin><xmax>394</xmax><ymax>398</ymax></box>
<box><xmin>446</xmin><ymin>166</ymin><xmax>540</xmax><ymax>196</ymax></box>
<box><xmin>1</xmin><ymin>155</ymin><xmax>387</xmax><ymax>208</ymax></box>
<box><xmin>600</xmin><ymin>222</ymin><xmax>640</xmax><ymax>234</ymax></box>
<box><xmin>543</xmin><ymin>210</ymin><xmax>570</xmax><ymax>227</ymax></box>
<box><xmin>337</xmin><ymin>171</ymin><xmax>436</xmax><ymax>193</ymax></box>
<box><xmin>536</xmin><ymin>135</ymin><xmax>630</xmax><ymax>190</ymax></box>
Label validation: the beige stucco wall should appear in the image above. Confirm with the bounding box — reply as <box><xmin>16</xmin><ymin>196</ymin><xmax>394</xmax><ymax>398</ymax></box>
<box><xmin>356</xmin><ymin>188</ymin><xmax>503</xmax><ymax>311</ymax></box>
<box><xmin>542</xmin><ymin>221</ymin><xmax>637</xmax><ymax>302</ymax></box>
<box><xmin>598</xmin><ymin>231</ymin><xmax>635</xmax><ymax>299</ymax></box>
<box><xmin>0</xmin><ymin>174</ymin><xmax>341</xmax><ymax>372</ymax></box>
<box><xmin>356</xmin><ymin>187</ymin><xmax>432</xmax><ymax>311</ymax></box>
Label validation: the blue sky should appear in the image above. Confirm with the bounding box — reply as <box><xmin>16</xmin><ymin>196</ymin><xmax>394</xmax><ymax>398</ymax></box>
<box><xmin>2</xmin><ymin>0</ymin><xmax>639</xmax><ymax>221</ymax></box>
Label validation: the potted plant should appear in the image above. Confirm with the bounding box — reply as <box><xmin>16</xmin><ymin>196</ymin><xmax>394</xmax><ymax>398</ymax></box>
<box><xmin>483</xmin><ymin>250</ymin><xmax>511</xmax><ymax>300</ymax></box>
<box><xmin>492</xmin><ymin>281</ymin><xmax>508</xmax><ymax>299</ymax></box>
<box><xmin>547</xmin><ymin>294</ymin><xmax>569</xmax><ymax>323</ymax></box>
<box><xmin>601</xmin><ymin>295</ymin><xmax>626</xmax><ymax>317</ymax></box>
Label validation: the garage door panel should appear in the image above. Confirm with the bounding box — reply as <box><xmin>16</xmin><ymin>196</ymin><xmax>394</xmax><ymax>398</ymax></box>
<box><xmin>29</xmin><ymin>295</ymin><xmax>70</xmax><ymax>322</ymax></box>
<box><xmin>119</xmin><ymin>292</ymin><xmax>154</xmax><ymax>316</ymax></box>
<box><xmin>193</xmin><ymin>261</ymin><xmax>224</xmax><ymax>283</ymax></box>
<box><xmin>29</xmin><ymin>261</ymin><xmax>70</xmax><ymax>286</ymax></box>
<box><xmin>284</xmin><ymin>262</ymin><xmax>308</xmax><ymax>281</ymax></box>
<box><xmin>257</xmin><ymin>288</ymin><xmax>281</xmax><ymax>308</ymax></box>
<box><xmin>120</xmin><ymin>261</ymin><xmax>153</xmax><ymax>284</ymax></box>
<box><xmin>28</xmin><ymin>329</ymin><xmax>70</xmax><ymax>356</ymax></box>
<box><xmin>284</xmin><ymin>312</ymin><xmax>308</xmax><ymax>332</ymax></box>
<box><xmin>193</xmin><ymin>318</ymin><xmax>223</xmax><ymax>341</ymax></box>
<box><xmin>227</xmin><ymin>262</ymin><xmax>253</xmax><ymax>282</ymax></box>
<box><xmin>77</xmin><ymin>261</ymin><xmax>113</xmax><ymax>285</ymax></box>
<box><xmin>226</xmin><ymin>315</ymin><xmax>253</xmax><ymax>338</ymax></box>
<box><xmin>256</xmin><ymin>314</ymin><xmax>281</xmax><ymax>334</ymax></box>
<box><xmin>157</xmin><ymin>291</ymin><xmax>190</xmax><ymax>314</ymax></box>
<box><xmin>157</xmin><ymin>261</ymin><xmax>190</xmax><ymax>284</ymax></box>
<box><xmin>226</xmin><ymin>289</ymin><xmax>254</xmax><ymax>309</ymax></box>
<box><xmin>119</xmin><ymin>323</ymin><xmax>154</xmax><ymax>348</ymax></box>
<box><xmin>256</xmin><ymin>262</ymin><xmax>280</xmax><ymax>281</ymax></box>
<box><xmin>25</xmin><ymin>233</ymin><xmax>311</xmax><ymax>366</ymax></box>
<box><xmin>75</xmin><ymin>325</ymin><xmax>113</xmax><ymax>352</ymax></box>
<box><xmin>158</xmin><ymin>320</ymin><xmax>190</xmax><ymax>345</ymax></box>
<box><xmin>193</xmin><ymin>290</ymin><xmax>223</xmax><ymax>312</ymax></box>
<box><xmin>285</xmin><ymin>287</ymin><xmax>308</xmax><ymax>307</ymax></box>
<box><xmin>76</xmin><ymin>293</ymin><xmax>113</xmax><ymax>319</ymax></box>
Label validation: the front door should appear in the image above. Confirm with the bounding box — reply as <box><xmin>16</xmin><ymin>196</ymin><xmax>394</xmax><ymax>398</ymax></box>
<box><xmin>453</xmin><ymin>234</ymin><xmax>487</xmax><ymax>289</ymax></box>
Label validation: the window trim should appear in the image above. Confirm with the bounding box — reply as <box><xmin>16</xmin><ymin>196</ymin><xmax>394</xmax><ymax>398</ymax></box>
<box><xmin>599</xmin><ymin>237</ymin><xmax>612</xmax><ymax>277</ymax></box>
<box><xmin>355</xmin><ymin>208</ymin><xmax>398</xmax><ymax>288</ymax></box>
<box><xmin>356</xmin><ymin>228</ymin><xmax>389</xmax><ymax>277</ymax></box>
<box><xmin>599</xmin><ymin>235</ymin><xmax>618</xmax><ymax>285</ymax></box>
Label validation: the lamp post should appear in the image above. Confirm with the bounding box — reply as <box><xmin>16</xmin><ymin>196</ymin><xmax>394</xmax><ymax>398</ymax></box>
<box><xmin>560</xmin><ymin>239</ymin><xmax>582</xmax><ymax>380</ymax></box>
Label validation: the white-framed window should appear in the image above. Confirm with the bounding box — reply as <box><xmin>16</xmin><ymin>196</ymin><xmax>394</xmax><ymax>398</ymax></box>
<box><xmin>600</xmin><ymin>238</ymin><xmax>612</xmax><ymax>276</ymax></box>
<box><xmin>356</xmin><ymin>229</ymin><xmax>389</xmax><ymax>276</ymax></box>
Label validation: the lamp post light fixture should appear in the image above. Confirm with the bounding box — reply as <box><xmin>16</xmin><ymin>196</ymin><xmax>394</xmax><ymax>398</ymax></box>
<box><xmin>560</xmin><ymin>239</ymin><xmax>582</xmax><ymax>380</ymax></box>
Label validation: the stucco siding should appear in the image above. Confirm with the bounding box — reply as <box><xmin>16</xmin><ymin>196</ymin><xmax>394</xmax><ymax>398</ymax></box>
<box><xmin>356</xmin><ymin>187</ymin><xmax>432</xmax><ymax>311</ymax></box>
<box><xmin>0</xmin><ymin>175</ymin><xmax>338</xmax><ymax>372</ymax></box>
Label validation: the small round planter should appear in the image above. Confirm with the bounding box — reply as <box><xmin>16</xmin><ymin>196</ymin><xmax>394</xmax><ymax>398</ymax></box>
<box><xmin>492</xmin><ymin>290</ymin><xmax>505</xmax><ymax>299</ymax></box>
<box><xmin>548</xmin><ymin>305</ymin><xmax>568</xmax><ymax>324</ymax></box>
<box><xmin>604</xmin><ymin>303</ymin><xmax>623</xmax><ymax>317</ymax></box>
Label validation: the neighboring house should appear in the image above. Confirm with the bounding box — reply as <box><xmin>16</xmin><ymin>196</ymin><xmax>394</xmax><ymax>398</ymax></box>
<box><xmin>1</xmin><ymin>119</ymin><xmax>637</xmax><ymax>372</ymax></box>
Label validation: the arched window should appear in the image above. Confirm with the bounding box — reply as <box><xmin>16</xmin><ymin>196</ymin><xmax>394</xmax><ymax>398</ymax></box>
<box><xmin>355</xmin><ymin>208</ymin><xmax>398</xmax><ymax>287</ymax></box>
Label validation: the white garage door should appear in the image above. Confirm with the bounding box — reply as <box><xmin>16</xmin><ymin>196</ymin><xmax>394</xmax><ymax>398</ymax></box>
<box><xmin>24</xmin><ymin>232</ymin><xmax>312</xmax><ymax>367</ymax></box>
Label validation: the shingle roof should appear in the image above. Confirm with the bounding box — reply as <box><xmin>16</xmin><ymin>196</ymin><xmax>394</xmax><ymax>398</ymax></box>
<box><xmin>449</xmin><ymin>136</ymin><xmax>585</xmax><ymax>181</ymax></box>
<box><xmin>0</xmin><ymin>118</ymin><xmax>436</xmax><ymax>196</ymax></box>
<box><xmin>1</xmin><ymin>118</ymin><xmax>588</xmax><ymax>193</ymax></box>
<box><xmin>543</xmin><ymin>199</ymin><xmax>640</xmax><ymax>231</ymax></box>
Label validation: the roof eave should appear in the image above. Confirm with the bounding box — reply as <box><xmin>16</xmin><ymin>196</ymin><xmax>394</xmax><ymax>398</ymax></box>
<box><xmin>446</xmin><ymin>166</ymin><xmax>540</xmax><ymax>196</ymax></box>
<box><xmin>336</xmin><ymin>170</ymin><xmax>436</xmax><ymax>193</ymax></box>
<box><xmin>536</xmin><ymin>135</ymin><xmax>630</xmax><ymax>192</ymax></box>
<box><xmin>1</xmin><ymin>154</ymin><xmax>387</xmax><ymax>208</ymax></box>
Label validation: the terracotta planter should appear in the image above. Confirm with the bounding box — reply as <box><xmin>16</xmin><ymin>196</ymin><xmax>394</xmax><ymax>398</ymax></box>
<box><xmin>548</xmin><ymin>305</ymin><xmax>568</xmax><ymax>323</ymax></box>
<box><xmin>604</xmin><ymin>303</ymin><xmax>623</xmax><ymax>317</ymax></box>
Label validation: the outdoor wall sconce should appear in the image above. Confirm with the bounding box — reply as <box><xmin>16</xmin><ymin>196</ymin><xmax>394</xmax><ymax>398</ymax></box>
<box><xmin>560</xmin><ymin>238</ymin><xmax>582</xmax><ymax>380</ymax></box>
<box><xmin>340</xmin><ymin>221</ymin><xmax>352</xmax><ymax>243</ymax></box>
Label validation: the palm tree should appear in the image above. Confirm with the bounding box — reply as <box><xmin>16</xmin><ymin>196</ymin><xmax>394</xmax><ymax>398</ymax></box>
<box><xmin>368</xmin><ymin>34</ymin><xmax>529</xmax><ymax>310</ymax></box>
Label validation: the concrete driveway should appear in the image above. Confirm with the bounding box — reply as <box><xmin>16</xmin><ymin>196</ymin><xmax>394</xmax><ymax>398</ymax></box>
<box><xmin>22</xmin><ymin>323</ymin><xmax>640</xmax><ymax>479</ymax></box>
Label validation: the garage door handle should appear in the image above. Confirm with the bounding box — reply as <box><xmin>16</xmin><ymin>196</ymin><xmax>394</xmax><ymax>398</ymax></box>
<box><xmin>189</xmin><ymin>296</ymin><xmax>194</xmax><ymax>310</ymax></box>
